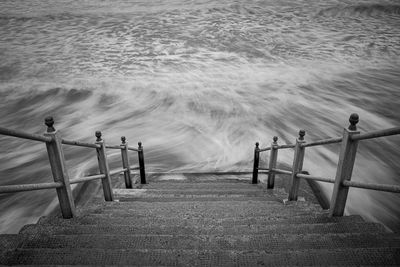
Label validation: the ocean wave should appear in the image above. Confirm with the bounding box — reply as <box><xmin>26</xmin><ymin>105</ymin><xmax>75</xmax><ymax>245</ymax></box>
<box><xmin>317</xmin><ymin>4</ymin><xmax>400</xmax><ymax>18</ymax></box>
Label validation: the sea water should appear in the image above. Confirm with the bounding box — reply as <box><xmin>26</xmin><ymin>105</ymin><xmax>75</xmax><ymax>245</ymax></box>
<box><xmin>0</xmin><ymin>0</ymin><xmax>399</xmax><ymax>233</ymax></box>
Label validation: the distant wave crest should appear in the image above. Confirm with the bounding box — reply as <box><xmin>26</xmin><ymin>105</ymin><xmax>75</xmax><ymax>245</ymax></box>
<box><xmin>317</xmin><ymin>4</ymin><xmax>400</xmax><ymax>17</ymax></box>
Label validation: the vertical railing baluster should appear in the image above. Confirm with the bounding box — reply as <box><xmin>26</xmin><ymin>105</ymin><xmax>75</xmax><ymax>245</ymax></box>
<box><xmin>95</xmin><ymin>131</ymin><xmax>114</xmax><ymax>201</ymax></box>
<box><xmin>252</xmin><ymin>142</ymin><xmax>260</xmax><ymax>184</ymax></box>
<box><xmin>329</xmin><ymin>113</ymin><xmax>360</xmax><ymax>217</ymax></box>
<box><xmin>138</xmin><ymin>142</ymin><xmax>146</xmax><ymax>184</ymax></box>
<box><xmin>44</xmin><ymin>116</ymin><xmax>76</xmax><ymax>218</ymax></box>
<box><xmin>120</xmin><ymin>136</ymin><xmax>133</xmax><ymax>189</ymax></box>
<box><xmin>288</xmin><ymin>130</ymin><xmax>306</xmax><ymax>201</ymax></box>
<box><xmin>267</xmin><ymin>136</ymin><xmax>279</xmax><ymax>189</ymax></box>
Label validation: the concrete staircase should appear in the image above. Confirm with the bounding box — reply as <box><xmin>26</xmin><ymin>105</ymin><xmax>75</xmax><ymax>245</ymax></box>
<box><xmin>1</xmin><ymin>175</ymin><xmax>399</xmax><ymax>266</ymax></box>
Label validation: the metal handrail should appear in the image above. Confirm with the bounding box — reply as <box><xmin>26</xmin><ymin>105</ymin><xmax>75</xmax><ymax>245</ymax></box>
<box><xmin>301</xmin><ymin>137</ymin><xmax>342</xmax><ymax>148</ymax></box>
<box><xmin>110</xmin><ymin>168</ymin><xmax>127</xmax><ymax>176</ymax></box>
<box><xmin>259</xmin><ymin>147</ymin><xmax>271</xmax><ymax>152</ymax></box>
<box><xmin>343</xmin><ymin>180</ymin><xmax>400</xmax><ymax>193</ymax></box>
<box><xmin>259</xmin><ymin>143</ymin><xmax>295</xmax><ymax>152</ymax></box>
<box><xmin>0</xmin><ymin>182</ymin><xmax>63</xmax><ymax>194</ymax></box>
<box><xmin>351</xmin><ymin>126</ymin><xmax>400</xmax><ymax>141</ymax></box>
<box><xmin>276</xmin><ymin>144</ymin><xmax>296</xmax><ymax>149</ymax></box>
<box><xmin>272</xmin><ymin>168</ymin><xmax>293</xmax><ymax>175</ymax></box>
<box><xmin>0</xmin><ymin>126</ymin><xmax>52</xmax><ymax>143</ymax></box>
<box><xmin>105</xmin><ymin>145</ymin><xmax>122</xmax><ymax>150</ymax></box>
<box><xmin>62</xmin><ymin>139</ymin><xmax>100</xmax><ymax>149</ymax></box>
<box><xmin>127</xmin><ymin>146</ymin><xmax>139</xmax><ymax>152</ymax></box>
<box><xmin>296</xmin><ymin>173</ymin><xmax>335</xmax><ymax>183</ymax></box>
<box><xmin>69</xmin><ymin>174</ymin><xmax>106</xmax><ymax>184</ymax></box>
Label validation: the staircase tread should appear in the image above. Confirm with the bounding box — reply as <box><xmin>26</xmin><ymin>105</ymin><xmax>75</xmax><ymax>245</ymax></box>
<box><xmin>77</xmin><ymin>202</ymin><xmax>324</xmax><ymax>217</ymax></box>
<box><xmin>19</xmin><ymin>221</ymin><xmax>388</xmax><ymax>235</ymax></box>
<box><xmin>16</xmin><ymin>232</ymin><xmax>400</xmax><ymax>250</ymax></box>
<box><xmin>4</xmin><ymin>247</ymin><xmax>399</xmax><ymax>266</ymax></box>
<box><xmin>38</xmin><ymin>214</ymin><xmax>366</xmax><ymax>227</ymax></box>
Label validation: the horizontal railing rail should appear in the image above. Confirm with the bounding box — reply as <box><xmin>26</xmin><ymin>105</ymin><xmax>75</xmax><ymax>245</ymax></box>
<box><xmin>301</xmin><ymin>137</ymin><xmax>342</xmax><ymax>148</ymax></box>
<box><xmin>259</xmin><ymin>143</ymin><xmax>295</xmax><ymax>152</ymax></box>
<box><xmin>109</xmin><ymin>168</ymin><xmax>128</xmax><ymax>176</ymax></box>
<box><xmin>351</xmin><ymin>126</ymin><xmax>400</xmax><ymax>141</ymax></box>
<box><xmin>276</xmin><ymin>144</ymin><xmax>296</xmax><ymax>149</ymax></box>
<box><xmin>127</xmin><ymin>146</ymin><xmax>139</xmax><ymax>152</ymax></box>
<box><xmin>105</xmin><ymin>144</ymin><xmax>122</xmax><ymax>150</ymax></box>
<box><xmin>258</xmin><ymin>147</ymin><xmax>271</xmax><ymax>152</ymax></box>
<box><xmin>0</xmin><ymin>116</ymin><xmax>147</xmax><ymax>219</ymax></box>
<box><xmin>62</xmin><ymin>139</ymin><xmax>101</xmax><ymax>149</ymax></box>
<box><xmin>0</xmin><ymin>126</ymin><xmax>52</xmax><ymax>143</ymax></box>
<box><xmin>258</xmin><ymin>168</ymin><xmax>293</xmax><ymax>175</ymax></box>
<box><xmin>343</xmin><ymin>180</ymin><xmax>400</xmax><ymax>193</ymax></box>
<box><xmin>296</xmin><ymin>173</ymin><xmax>335</xmax><ymax>184</ymax></box>
<box><xmin>253</xmin><ymin>113</ymin><xmax>399</xmax><ymax>217</ymax></box>
<box><xmin>70</xmin><ymin>174</ymin><xmax>106</xmax><ymax>184</ymax></box>
<box><xmin>0</xmin><ymin>182</ymin><xmax>64</xmax><ymax>194</ymax></box>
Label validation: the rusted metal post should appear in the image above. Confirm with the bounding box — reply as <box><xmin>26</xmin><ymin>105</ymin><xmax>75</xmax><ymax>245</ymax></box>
<box><xmin>288</xmin><ymin>130</ymin><xmax>306</xmax><ymax>201</ymax></box>
<box><xmin>120</xmin><ymin>136</ymin><xmax>133</xmax><ymax>189</ymax></box>
<box><xmin>329</xmin><ymin>114</ymin><xmax>360</xmax><ymax>217</ymax></box>
<box><xmin>44</xmin><ymin>116</ymin><xmax>76</xmax><ymax>218</ymax></box>
<box><xmin>138</xmin><ymin>141</ymin><xmax>146</xmax><ymax>184</ymax></box>
<box><xmin>95</xmin><ymin>131</ymin><xmax>114</xmax><ymax>201</ymax></box>
<box><xmin>252</xmin><ymin>142</ymin><xmax>260</xmax><ymax>184</ymax></box>
<box><xmin>267</xmin><ymin>136</ymin><xmax>279</xmax><ymax>189</ymax></box>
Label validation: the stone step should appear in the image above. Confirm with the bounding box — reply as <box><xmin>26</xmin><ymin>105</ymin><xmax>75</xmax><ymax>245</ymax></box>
<box><xmin>3</xmin><ymin>247</ymin><xmax>399</xmax><ymax>266</ymax></box>
<box><xmin>113</xmin><ymin>188</ymin><xmax>274</xmax><ymax>198</ymax></box>
<box><xmin>15</xmin><ymin>232</ymin><xmax>400</xmax><ymax>250</ymax></box>
<box><xmin>78</xmin><ymin>209</ymin><xmax>325</xmax><ymax>219</ymax></box>
<box><xmin>78</xmin><ymin>201</ymin><xmax>323</xmax><ymax>217</ymax></box>
<box><xmin>0</xmin><ymin>234</ymin><xmax>24</xmax><ymax>263</ymax></box>
<box><xmin>38</xmin><ymin>214</ymin><xmax>365</xmax><ymax>227</ymax></box>
<box><xmin>116</xmin><ymin>188</ymin><xmax>268</xmax><ymax>194</ymax></box>
<box><xmin>116</xmin><ymin>196</ymin><xmax>286</xmax><ymax>202</ymax></box>
<box><xmin>19</xmin><ymin>221</ymin><xmax>387</xmax><ymax>236</ymax></box>
<box><xmin>138</xmin><ymin>181</ymin><xmax>260</xmax><ymax>190</ymax></box>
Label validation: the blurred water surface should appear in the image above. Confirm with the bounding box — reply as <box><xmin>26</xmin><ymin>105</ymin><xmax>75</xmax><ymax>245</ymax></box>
<box><xmin>0</xmin><ymin>0</ymin><xmax>399</xmax><ymax>233</ymax></box>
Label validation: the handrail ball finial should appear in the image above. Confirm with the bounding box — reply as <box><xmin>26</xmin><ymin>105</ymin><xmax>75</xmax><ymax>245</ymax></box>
<box><xmin>299</xmin><ymin>129</ymin><xmax>306</xmax><ymax>140</ymax></box>
<box><xmin>348</xmin><ymin>113</ymin><xmax>359</xmax><ymax>131</ymax></box>
<box><xmin>273</xmin><ymin>136</ymin><xmax>278</xmax><ymax>144</ymax></box>
<box><xmin>44</xmin><ymin>116</ymin><xmax>55</xmax><ymax>132</ymax></box>
<box><xmin>121</xmin><ymin>136</ymin><xmax>126</xmax><ymax>144</ymax></box>
<box><xmin>138</xmin><ymin>141</ymin><xmax>142</xmax><ymax>149</ymax></box>
<box><xmin>255</xmin><ymin>142</ymin><xmax>259</xmax><ymax>149</ymax></box>
<box><xmin>95</xmin><ymin>131</ymin><xmax>102</xmax><ymax>142</ymax></box>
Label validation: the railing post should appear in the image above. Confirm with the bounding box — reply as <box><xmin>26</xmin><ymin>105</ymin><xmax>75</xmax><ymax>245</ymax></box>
<box><xmin>120</xmin><ymin>136</ymin><xmax>133</xmax><ymax>189</ymax></box>
<box><xmin>44</xmin><ymin>116</ymin><xmax>75</xmax><ymax>218</ymax></box>
<box><xmin>288</xmin><ymin>130</ymin><xmax>306</xmax><ymax>201</ymax></box>
<box><xmin>329</xmin><ymin>113</ymin><xmax>360</xmax><ymax>217</ymax></box>
<box><xmin>252</xmin><ymin>142</ymin><xmax>260</xmax><ymax>184</ymax></box>
<box><xmin>95</xmin><ymin>131</ymin><xmax>114</xmax><ymax>201</ymax></box>
<box><xmin>138</xmin><ymin>141</ymin><xmax>146</xmax><ymax>184</ymax></box>
<box><xmin>267</xmin><ymin>136</ymin><xmax>279</xmax><ymax>189</ymax></box>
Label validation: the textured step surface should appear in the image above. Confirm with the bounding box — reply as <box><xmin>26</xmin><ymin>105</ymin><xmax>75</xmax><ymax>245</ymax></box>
<box><xmin>3</xmin><ymin>248</ymin><xmax>400</xmax><ymax>266</ymax></box>
<box><xmin>37</xmin><ymin>214</ymin><xmax>365</xmax><ymax>227</ymax></box>
<box><xmin>19</xmin><ymin>221</ymin><xmax>386</xmax><ymax>236</ymax></box>
<box><xmin>76</xmin><ymin>201</ymin><xmax>325</xmax><ymax>218</ymax></box>
<box><xmin>16</xmin><ymin>233</ymin><xmax>400</xmax><ymax>250</ymax></box>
